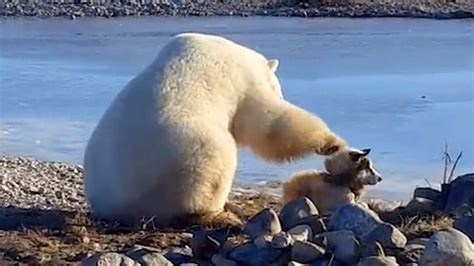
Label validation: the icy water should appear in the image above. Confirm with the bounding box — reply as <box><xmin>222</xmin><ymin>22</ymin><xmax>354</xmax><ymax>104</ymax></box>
<box><xmin>1</xmin><ymin>17</ymin><xmax>473</xmax><ymax>200</ymax></box>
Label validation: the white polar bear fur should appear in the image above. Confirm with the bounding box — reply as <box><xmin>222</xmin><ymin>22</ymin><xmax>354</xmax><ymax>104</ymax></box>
<box><xmin>84</xmin><ymin>33</ymin><xmax>347</xmax><ymax>224</ymax></box>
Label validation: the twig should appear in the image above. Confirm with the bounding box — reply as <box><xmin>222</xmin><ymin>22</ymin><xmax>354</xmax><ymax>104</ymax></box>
<box><xmin>424</xmin><ymin>178</ymin><xmax>432</xmax><ymax>188</ymax></box>
<box><xmin>442</xmin><ymin>140</ymin><xmax>452</xmax><ymax>184</ymax></box>
<box><xmin>448</xmin><ymin>151</ymin><xmax>463</xmax><ymax>183</ymax></box>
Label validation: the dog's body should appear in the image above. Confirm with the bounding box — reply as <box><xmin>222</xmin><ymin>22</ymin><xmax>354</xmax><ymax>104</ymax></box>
<box><xmin>282</xmin><ymin>148</ymin><xmax>382</xmax><ymax>214</ymax></box>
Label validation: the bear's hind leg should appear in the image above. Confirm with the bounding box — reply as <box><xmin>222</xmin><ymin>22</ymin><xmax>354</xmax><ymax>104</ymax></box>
<box><xmin>178</xmin><ymin>130</ymin><xmax>242</xmax><ymax>228</ymax></box>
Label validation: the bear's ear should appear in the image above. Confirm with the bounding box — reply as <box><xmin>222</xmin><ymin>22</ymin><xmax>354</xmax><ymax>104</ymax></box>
<box><xmin>268</xmin><ymin>59</ymin><xmax>279</xmax><ymax>72</ymax></box>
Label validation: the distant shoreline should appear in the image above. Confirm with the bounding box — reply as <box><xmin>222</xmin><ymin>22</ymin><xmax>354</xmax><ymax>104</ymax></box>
<box><xmin>1</xmin><ymin>0</ymin><xmax>473</xmax><ymax>19</ymax></box>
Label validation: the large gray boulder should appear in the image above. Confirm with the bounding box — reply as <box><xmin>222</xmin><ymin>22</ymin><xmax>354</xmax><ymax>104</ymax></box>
<box><xmin>364</xmin><ymin>222</ymin><xmax>407</xmax><ymax>249</ymax></box>
<box><xmin>454</xmin><ymin>216</ymin><xmax>474</xmax><ymax>242</ymax></box>
<box><xmin>328</xmin><ymin>203</ymin><xmax>382</xmax><ymax>238</ymax></box>
<box><xmin>419</xmin><ymin>227</ymin><xmax>474</xmax><ymax>266</ymax></box>
<box><xmin>314</xmin><ymin>230</ymin><xmax>360</xmax><ymax>264</ymax></box>
<box><xmin>291</xmin><ymin>240</ymin><xmax>326</xmax><ymax>263</ymax></box>
<box><xmin>445</xmin><ymin>173</ymin><xmax>474</xmax><ymax>213</ymax></box>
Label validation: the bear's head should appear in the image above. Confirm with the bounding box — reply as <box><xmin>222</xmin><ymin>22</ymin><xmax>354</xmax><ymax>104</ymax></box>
<box><xmin>324</xmin><ymin>147</ymin><xmax>383</xmax><ymax>185</ymax></box>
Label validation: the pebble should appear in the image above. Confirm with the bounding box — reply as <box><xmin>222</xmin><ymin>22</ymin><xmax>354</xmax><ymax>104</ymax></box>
<box><xmin>0</xmin><ymin>156</ymin><xmax>88</xmax><ymax>211</ymax></box>
<box><xmin>291</xmin><ymin>241</ymin><xmax>325</xmax><ymax>263</ymax></box>
<box><xmin>288</xmin><ymin>224</ymin><xmax>313</xmax><ymax>242</ymax></box>
<box><xmin>290</xmin><ymin>215</ymin><xmax>327</xmax><ymax>235</ymax></box>
<box><xmin>271</xmin><ymin>231</ymin><xmax>294</xmax><ymax>249</ymax></box>
<box><xmin>136</xmin><ymin>253</ymin><xmax>173</xmax><ymax>266</ymax></box>
<box><xmin>0</xmin><ymin>1</ymin><xmax>471</xmax><ymax>19</ymax></box>
<box><xmin>243</xmin><ymin>208</ymin><xmax>282</xmax><ymax>239</ymax></box>
<box><xmin>279</xmin><ymin>197</ymin><xmax>319</xmax><ymax>230</ymax></box>
<box><xmin>357</xmin><ymin>255</ymin><xmax>399</xmax><ymax>266</ymax></box>
<box><xmin>81</xmin><ymin>252</ymin><xmax>138</xmax><ymax>266</ymax></box>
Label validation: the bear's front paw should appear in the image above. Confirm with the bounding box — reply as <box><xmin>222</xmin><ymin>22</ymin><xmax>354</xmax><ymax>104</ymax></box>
<box><xmin>317</xmin><ymin>136</ymin><xmax>347</xmax><ymax>156</ymax></box>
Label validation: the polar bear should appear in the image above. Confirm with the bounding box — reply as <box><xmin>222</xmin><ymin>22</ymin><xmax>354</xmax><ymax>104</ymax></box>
<box><xmin>84</xmin><ymin>33</ymin><xmax>347</xmax><ymax>226</ymax></box>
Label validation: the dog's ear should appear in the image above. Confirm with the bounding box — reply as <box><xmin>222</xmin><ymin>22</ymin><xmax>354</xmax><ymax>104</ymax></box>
<box><xmin>349</xmin><ymin>148</ymin><xmax>371</xmax><ymax>161</ymax></box>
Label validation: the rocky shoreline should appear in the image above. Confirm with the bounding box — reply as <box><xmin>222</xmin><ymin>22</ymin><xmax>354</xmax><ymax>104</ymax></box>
<box><xmin>0</xmin><ymin>155</ymin><xmax>473</xmax><ymax>265</ymax></box>
<box><xmin>1</xmin><ymin>0</ymin><xmax>473</xmax><ymax>19</ymax></box>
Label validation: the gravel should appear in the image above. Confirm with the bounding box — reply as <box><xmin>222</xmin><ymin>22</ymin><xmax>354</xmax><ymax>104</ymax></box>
<box><xmin>0</xmin><ymin>156</ymin><xmax>88</xmax><ymax>211</ymax></box>
<box><xmin>0</xmin><ymin>0</ymin><xmax>472</xmax><ymax>19</ymax></box>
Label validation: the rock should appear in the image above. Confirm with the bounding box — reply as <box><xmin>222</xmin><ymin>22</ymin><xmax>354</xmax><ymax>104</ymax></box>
<box><xmin>414</xmin><ymin>187</ymin><xmax>442</xmax><ymax>202</ymax></box>
<box><xmin>280</xmin><ymin>197</ymin><xmax>319</xmax><ymax>230</ymax></box>
<box><xmin>243</xmin><ymin>208</ymin><xmax>282</xmax><ymax>239</ymax></box>
<box><xmin>136</xmin><ymin>253</ymin><xmax>173</xmax><ymax>266</ymax></box>
<box><xmin>211</xmin><ymin>254</ymin><xmax>236</xmax><ymax>266</ymax></box>
<box><xmin>254</xmin><ymin>234</ymin><xmax>273</xmax><ymax>249</ymax></box>
<box><xmin>366</xmin><ymin>198</ymin><xmax>402</xmax><ymax>213</ymax></box>
<box><xmin>126</xmin><ymin>246</ymin><xmax>173</xmax><ymax>266</ymax></box>
<box><xmin>163</xmin><ymin>247</ymin><xmax>194</xmax><ymax>264</ymax></box>
<box><xmin>454</xmin><ymin>216</ymin><xmax>474</xmax><ymax>241</ymax></box>
<box><xmin>397</xmin><ymin>244</ymin><xmax>425</xmax><ymax>264</ymax></box>
<box><xmin>357</xmin><ymin>256</ymin><xmax>399</xmax><ymax>266</ymax></box>
<box><xmin>407</xmin><ymin>238</ymin><xmax>429</xmax><ymax>246</ymax></box>
<box><xmin>291</xmin><ymin>241</ymin><xmax>325</xmax><ymax>263</ymax></box>
<box><xmin>228</xmin><ymin>243</ymin><xmax>282</xmax><ymax>265</ymax></box>
<box><xmin>271</xmin><ymin>232</ymin><xmax>294</xmax><ymax>249</ymax></box>
<box><xmin>419</xmin><ymin>228</ymin><xmax>474</xmax><ymax>266</ymax></box>
<box><xmin>445</xmin><ymin>173</ymin><xmax>474</xmax><ymax>213</ymax></box>
<box><xmin>364</xmin><ymin>222</ymin><xmax>407</xmax><ymax>249</ymax></box>
<box><xmin>287</xmin><ymin>261</ymin><xmax>305</xmax><ymax>266</ymax></box>
<box><xmin>404</xmin><ymin>197</ymin><xmax>437</xmax><ymax>215</ymax></box>
<box><xmin>291</xmin><ymin>215</ymin><xmax>327</xmax><ymax>235</ymax></box>
<box><xmin>314</xmin><ymin>230</ymin><xmax>360</xmax><ymax>264</ymax></box>
<box><xmin>190</xmin><ymin>231</ymin><xmax>220</xmax><ymax>260</ymax></box>
<box><xmin>81</xmin><ymin>252</ymin><xmax>138</xmax><ymax>266</ymax></box>
<box><xmin>328</xmin><ymin>203</ymin><xmax>382</xmax><ymax>238</ymax></box>
<box><xmin>288</xmin><ymin>224</ymin><xmax>312</xmax><ymax>242</ymax></box>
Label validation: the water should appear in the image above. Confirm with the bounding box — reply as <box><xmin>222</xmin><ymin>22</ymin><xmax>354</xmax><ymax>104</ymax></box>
<box><xmin>1</xmin><ymin>17</ymin><xmax>473</xmax><ymax>200</ymax></box>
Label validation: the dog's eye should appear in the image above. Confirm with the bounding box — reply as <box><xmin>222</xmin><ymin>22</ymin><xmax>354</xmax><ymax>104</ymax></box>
<box><xmin>356</xmin><ymin>158</ymin><xmax>369</xmax><ymax>170</ymax></box>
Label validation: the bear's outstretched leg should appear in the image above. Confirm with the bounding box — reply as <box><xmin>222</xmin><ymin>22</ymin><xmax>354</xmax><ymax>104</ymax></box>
<box><xmin>233</xmin><ymin>99</ymin><xmax>347</xmax><ymax>163</ymax></box>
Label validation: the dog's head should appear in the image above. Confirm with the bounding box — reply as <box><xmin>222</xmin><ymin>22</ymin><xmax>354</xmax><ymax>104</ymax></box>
<box><xmin>324</xmin><ymin>147</ymin><xmax>382</xmax><ymax>185</ymax></box>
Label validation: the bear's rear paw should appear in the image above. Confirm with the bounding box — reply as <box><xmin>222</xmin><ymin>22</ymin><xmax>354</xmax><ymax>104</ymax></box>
<box><xmin>200</xmin><ymin>210</ymin><xmax>244</xmax><ymax>230</ymax></box>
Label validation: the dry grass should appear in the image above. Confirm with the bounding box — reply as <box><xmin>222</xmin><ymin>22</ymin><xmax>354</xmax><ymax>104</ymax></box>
<box><xmin>397</xmin><ymin>214</ymin><xmax>454</xmax><ymax>240</ymax></box>
<box><xmin>0</xmin><ymin>190</ymin><xmax>457</xmax><ymax>264</ymax></box>
<box><xmin>0</xmin><ymin>193</ymin><xmax>281</xmax><ymax>265</ymax></box>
